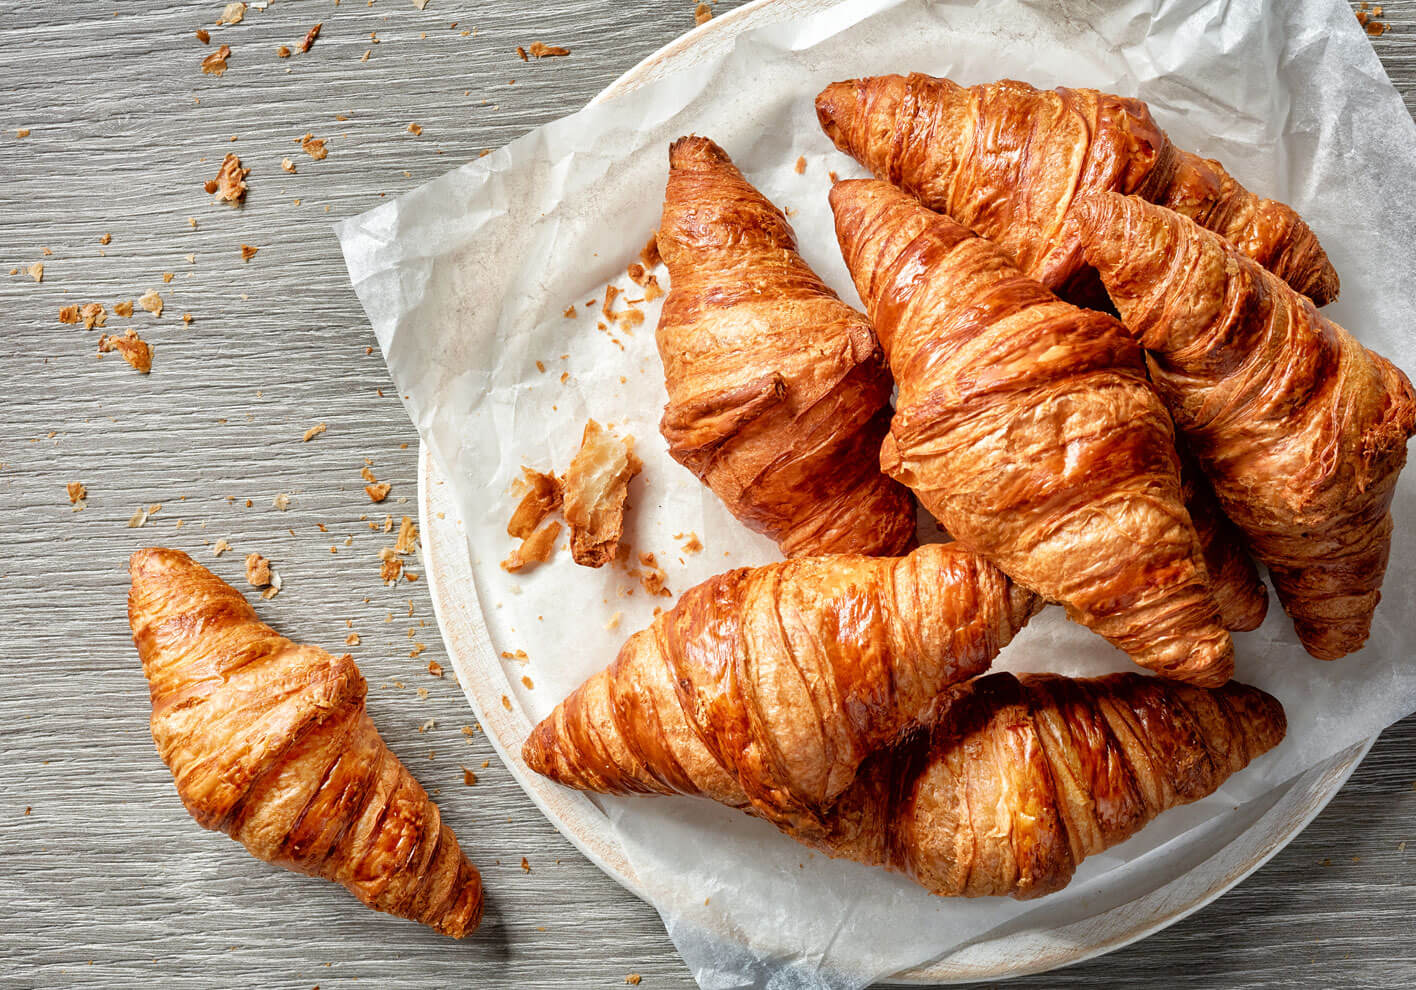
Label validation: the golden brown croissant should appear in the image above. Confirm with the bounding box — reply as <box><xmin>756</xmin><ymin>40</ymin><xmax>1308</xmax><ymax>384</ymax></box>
<box><xmin>128</xmin><ymin>548</ymin><xmax>483</xmax><ymax>937</ymax></box>
<box><xmin>655</xmin><ymin>136</ymin><xmax>917</xmax><ymax>557</ymax></box>
<box><xmin>814</xmin><ymin>671</ymin><xmax>1285</xmax><ymax>899</ymax></box>
<box><xmin>829</xmin><ymin>178</ymin><xmax>1233</xmax><ymax>685</ymax></box>
<box><xmin>522</xmin><ymin>542</ymin><xmax>1039</xmax><ymax>839</ymax></box>
<box><xmin>1077</xmin><ymin>193</ymin><xmax>1416</xmax><ymax>659</ymax></box>
<box><xmin>816</xmin><ymin>74</ymin><xmax>1338</xmax><ymax>306</ymax></box>
<box><xmin>1181</xmin><ymin>453</ymin><xmax>1269</xmax><ymax>632</ymax></box>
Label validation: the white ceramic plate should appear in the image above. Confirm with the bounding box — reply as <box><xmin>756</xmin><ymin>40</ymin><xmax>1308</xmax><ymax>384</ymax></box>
<box><xmin>417</xmin><ymin>0</ymin><xmax>1376</xmax><ymax>981</ymax></box>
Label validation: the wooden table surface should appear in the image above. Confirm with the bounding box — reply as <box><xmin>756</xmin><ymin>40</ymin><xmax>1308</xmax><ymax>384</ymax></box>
<box><xmin>3</xmin><ymin>2</ymin><xmax>1414</xmax><ymax>987</ymax></box>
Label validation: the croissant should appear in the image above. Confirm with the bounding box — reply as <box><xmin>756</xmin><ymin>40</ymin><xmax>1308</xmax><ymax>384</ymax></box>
<box><xmin>128</xmin><ymin>548</ymin><xmax>483</xmax><ymax>937</ymax></box>
<box><xmin>814</xmin><ymin>671</ymin><xmax>1285</xmax><ymax>899</ymax></box>
<box><xmin>522</xmin><ymin>541</ymin><xmax>1039</xmax><ymax>839</ymax></box>
<box><xmin>816</xmin><ymin>74</ymin><xmax>1338</xmax><ymax>306</ymax></box>
<box><xmin>1077</xmin><ymin>193</ymin><xmax>1416</xmax><ymax>659</ymax></box>
<box><xmin>655</xmin><ymin>136</ymin><xmax>917</xmax><ymax>557</ymax></box>
<box><xmin>1182</xmin><ymin>452</ymin><xmax>1269</xmax><ymax>632</ymax></box>
<box><xmin>829</xmin><ymin>178</ymin><xmax>1232</xmax><ymax>685</ymax></box>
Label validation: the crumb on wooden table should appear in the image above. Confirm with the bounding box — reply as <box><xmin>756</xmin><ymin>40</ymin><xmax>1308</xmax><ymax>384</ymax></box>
<box><xmin>298</xmin><ymin>22</ymin><xmax>323</xmax><ymax>53</ymax></box>
<box><xmin>97</xmin><ymin>329</ymin><xmax>153</xmax><ymax>374</ymax></box>
<box><xmin>137</xmin><ymin>288</ymin><xmax>164</xmax><ymax>317</ymax></box>
<box><xmin>302</xmin><ymin>422</ymin><xmax>327</xmax><ymax>442</ymax></box>
<box><xmin>201</xmin><ymin>44</ymin><xmax>232</xmax><ymax>76</ymax></box>
<box><xmin>204</xmin><ymin>152</ymin><xmax>249</xmax><ymax>206</ymax></box>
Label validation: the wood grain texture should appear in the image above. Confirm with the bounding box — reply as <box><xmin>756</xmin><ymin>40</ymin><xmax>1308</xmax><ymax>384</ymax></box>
<box><xmin>0</xmin><ymin>2</ymin><xmax>1412</xmax><ymax>989</ymax></box>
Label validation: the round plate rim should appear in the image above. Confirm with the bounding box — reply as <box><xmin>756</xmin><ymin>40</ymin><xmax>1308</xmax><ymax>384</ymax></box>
<box><xmin>419</xmin><ymin>0</ymin><xmax>1376</xmax><ymax>980</ymax></box>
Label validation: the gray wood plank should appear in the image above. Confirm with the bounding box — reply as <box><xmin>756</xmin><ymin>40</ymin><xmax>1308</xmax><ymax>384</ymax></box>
<box><xmin>0</xmin><ymin>2</ymin><xmax>1412</xmax><ymax>989</ymax></box>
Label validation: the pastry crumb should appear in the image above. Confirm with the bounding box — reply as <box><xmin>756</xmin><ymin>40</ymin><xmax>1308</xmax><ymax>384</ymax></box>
<box><xmin>463</xmin><ymin>767</ymin><xmax>478</xmax><ymax>786</ymax></box>
<box><xmin>66</xmin><ymin>482</ymin><xmax>87</xmax><ymax>508</ymax></box>
<box><xmin>114</xmin><ymin>300</ymin><xmax>134</xmax><ymax>317</ymax></box>
<box><xmin>137</xmin><ymin>288</ymin><xmax>164</xmax><ymax>317</ymax></box>
<box><xmin>205</xmin><ymin>152</ymin><xmax>249</xmax><ymax>206</ymax></box>
<box><xmin>694</xmin><ymin>3</ymin><xmax>712</xmax><ymax>25</ymax></box>
<box><xmin>27</xmin><ymin>262</ymin><xmax>43</xmax><ymax>283</ymax></box>
<box><xmin>281</xmin><ymin>157</ymin><xmax>296</xmax><ymax>173</ymax></box>
<box><xmin>300</xmin><ymin>133</ymin><xmax>328</xmax><ymax>160</ymax></box>
<box><xmin>98</xmin><ymin>329</ymin><xmax>153</xmax><ymax>373</ymax></box>
<box><xmin>794</xmin><ymin>155</ymin><xmax>806</xmax><ymax>174</ymax></box>
<box><xmin>212</xmin><ymin>538</ymin><xmax>232</xmax><ymax>557</ymax></box>
<box><xmin>395</xmin><ymin>515</ymin><xmax>419</xmax><ymax>554</ymax></box>
<box><xmin>240</xmin><ymin>244</ymin><xmax>259</xmax><ymax>262</ymax></box>
<box><xmin>625</xmin><ymin>977</ymin><xmax>642</xmax><ymax>987</ymax></box>
<box><xmin>245</xmin><ymin>552</ymin><xmax>272</xmax><ymax>588</ymax></box>
<box><xmin>366</xmin><ymin>482</ymin><xmax>391</xmax><ymax>502</ymax></box>
<box><xmin>520</xmin><ymin>857</ymin><xmax>531</xmax><ymax>872</ymax></box>
<box><xmin>201</xmin><ymin>44</ymin><xmax>232</xmax><ymax>75</ymax></box>
<box><xmin>298</xmin><ymin>22</ymin><xmax>323</xmax><ymax>53</ymax></box>
<box><xmin>501</xmin><ymin>519</ymin><xmax>560</xmax><ymax>572</ymax></box>
<box><xmin>407</xmin><ymin>122</ymin><xmax>423</xmax><ymax>135</ymax></box>
<box><xmin>302</xmin><ymin>422</ymin><xmax>327</xmax><ymax>442</ymax></box>
<box><xmin>428</xmin><ymin>660</ymin><xmax>444</xmax><ymax>677</ymax></box>
<box><xmin>507</xmin><ymin>466</ymin><xmax>562</xmax><ymax>539</ymax></box>
<box><xmin>526</xmin><ymin>41</ymin><xmax>570</xmax><ymax>57</ymax></box>
<box><xmin>215</xmin><ymin>2</ymin><xmax>245</xmax><ymax>26</ymax></box>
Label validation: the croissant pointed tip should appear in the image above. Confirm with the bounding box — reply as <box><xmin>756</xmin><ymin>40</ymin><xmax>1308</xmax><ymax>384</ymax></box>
<box><xmin>668</xmin><ymin>134</ymin><xmax>730</xmax><ymax>170</ymax></box>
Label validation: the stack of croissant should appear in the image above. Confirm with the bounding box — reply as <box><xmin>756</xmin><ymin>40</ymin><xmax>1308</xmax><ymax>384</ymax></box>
<box><xmin>523</xmin><ymin>74</ymin><xmax>1416</xmax><ymax>901</ymax></box>
<box><xmin>128</xmin><ymin>73</ymin><xmax>1414</xmax><ymax>937</ymax></box>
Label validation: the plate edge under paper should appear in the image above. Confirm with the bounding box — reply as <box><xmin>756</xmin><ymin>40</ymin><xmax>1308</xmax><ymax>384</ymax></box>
<box><xmin>415</xmin><ymin>0</ymin><xmax>1381</xmax><ymax>982</ymax></box>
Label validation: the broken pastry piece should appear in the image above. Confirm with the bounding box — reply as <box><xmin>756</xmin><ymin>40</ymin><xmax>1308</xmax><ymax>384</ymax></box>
<box><xmin>563</xmin><ymin>419</ymin><xmax>641</xmax><ymax>567</ymax></box>
<box><xmin>501</xmin><ymin>519</ymin><xmax>561</xmax><ymax>573</ymax></box>
<box><xmin>1078</xmin><ymin>192</ymin><xmax>1416</xmax><ymax>659</ymax></box>
<box><xmin>507</xmin><ymin>467</ymin><xmax>563</xmax><ymax>539</ymax></box>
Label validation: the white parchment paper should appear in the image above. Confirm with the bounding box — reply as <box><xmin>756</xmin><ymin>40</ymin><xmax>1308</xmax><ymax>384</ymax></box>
<box><xmin>337</xmin><ymin>0</ymin><xmax>1416</xmax><ymax>984</ymax></box>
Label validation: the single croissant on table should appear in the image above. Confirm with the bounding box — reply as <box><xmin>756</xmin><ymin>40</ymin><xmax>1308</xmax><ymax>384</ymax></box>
<box><xmin>1077</xmin><ymin>193</ymin><xmax>1416</xmax><ymax>659</ymax></box>
<box><xmin>813</xmin><ymin>671</ymin><xmax>1285</xmax><ymax>899</ymax></box>
<box><xmin>128</xmin><ymin>548</ymin><xmax>483</xmax><ymax>937</ymax></box>
<box><xmin>829</xmin><ymin>177</ymin><xmax>1233</xmax><ymax>686</ymax></box>
<box><xmin>655</xmin><ymin>135</ymin><xmax>917</xmax><ymax>558</ymax></box>
<box><xmin>815</xmin><ymin>74</ymin><xmax>1338</xmax><ymax>307</ymax></box>
<box><xmin>523</xmin><ymin>542</ymin><xmax>1039</xmax><ymax>839</ymax></box>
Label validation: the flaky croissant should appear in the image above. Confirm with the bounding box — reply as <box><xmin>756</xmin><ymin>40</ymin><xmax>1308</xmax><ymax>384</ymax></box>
<box><xmin>816</xmin><ymin>74</ymin><xmax>1338</xmax><ymax>306</ymax></box>
<box><xmin>829</xmin><ymin>178</ymin><xmax>1233</xmax><ymax>686</ymax></box>
<box><xmin>1077</xmin><ymin>193</ymin><xmax>1416</xmax><ymax>660</ymax></box>
<box><xmin>814</xmin><ymin>671</ymin><xmax>1285</xmax><ymax>899</ymax></box>
<box><xmin>655</xmin><ymin>136</ymin><xmax>917</xmax><ymax>557</ymax></box>
<box><xmin>523</xmin><ymin>542</ymin><xmax>1039</xmax><ymax>839</ymax></box>
<box><xmin>128</xmin><ymin>548</ymin><xmax>483</xmax><ymax>937</ymax></box>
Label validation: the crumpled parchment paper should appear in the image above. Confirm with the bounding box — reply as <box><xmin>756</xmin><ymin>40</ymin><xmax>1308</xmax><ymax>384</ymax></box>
<box><xmin>337</xmin><ymin>0</ymin><xmax>1416</xmax><ymax>985</ymax></box>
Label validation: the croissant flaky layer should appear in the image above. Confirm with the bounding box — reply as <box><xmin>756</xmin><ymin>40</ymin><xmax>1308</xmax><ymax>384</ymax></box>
<box><xmin>815</xmin><ymin>74</ymin><xmax>1338</xmax><ymax>306</ymax></box>
<box><xmin>128</xmin><ymin>548</ymin><xmax>483</xmax><ymax>937</ymax></box>
<box><xmin>655</xmin><ymin>135</ymin><xmax>917</xmax><ymax>557</ymax></box>
<box><xmin>817</xmin><ymin>672</ymin><xmax>1286</xmax><ymax>899</ymax></box>
<box><xmin>829</xmin><ymin>178</ymin><xmax>1233</xmax><ymax>686</ymax></box>
<box><xmin>1077</xmin><ymin>193</ymin><xmax>1416</xmax><ymax>659</ymax></box>
<box><xmin>522</xmin><ymin>542</ymin><xmax>1039</xmax><ymax>839</ymax></box>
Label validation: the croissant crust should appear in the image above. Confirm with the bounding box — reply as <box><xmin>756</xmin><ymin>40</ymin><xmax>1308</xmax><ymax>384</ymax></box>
<box><xmin>816</xmin><ymin>74</ymin><xmax>1338</xmax><ymax>306</ymax></box>
<box><xmin>1077</xmin><ymin>193</ymin><xmax>1416</xmax><ymax>659</ymax></box>
<box><xmin>829</xmin><ymin>177</ymin><xmax>1233</xmax><ymax>685</ymax></box>
<box><xmin>128</xmin><ymin>548</ymin><xmax>483</xmax><ymax>937</ymax></box>
<box><xmin>655</xmin><ymin>136</ymin><xmax>917</xmax><ymax>557</ymax></box>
